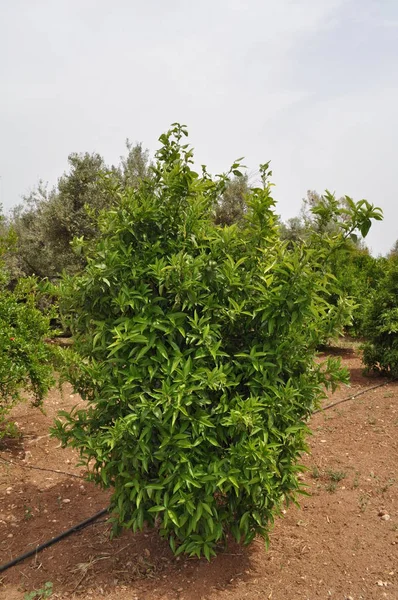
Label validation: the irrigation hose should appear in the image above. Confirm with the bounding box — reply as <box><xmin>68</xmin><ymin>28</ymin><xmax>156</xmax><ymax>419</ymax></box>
<box><xmin>0</xmin><ymin>456</ymin><xmax>85</xmax><ymax>479</ymax></box>
<box><xmin>313</xmin><ymin>379</ymin><xmax>392</xmax><ymax>414</ymax></box>
<box><xmin>0</xmin><ymin>507</ymin><xmax>109</xmax><ymax>574</ymax></box>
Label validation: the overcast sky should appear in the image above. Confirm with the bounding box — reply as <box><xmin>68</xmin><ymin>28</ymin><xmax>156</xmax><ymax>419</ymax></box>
<box><xmin>1</xmin><ymin>0</ymin><xmax>397</xmax><ymax>254</ymax></box>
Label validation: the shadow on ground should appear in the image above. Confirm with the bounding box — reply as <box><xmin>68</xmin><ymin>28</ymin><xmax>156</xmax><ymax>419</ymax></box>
<box><xmin>0</xmin><ymin>478</ymin><xmax>254</xmax><ymax>599</ymax></box>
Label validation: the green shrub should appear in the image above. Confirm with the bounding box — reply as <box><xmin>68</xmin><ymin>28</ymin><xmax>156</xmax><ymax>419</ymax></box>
<box><xmin>344</xmin><ymin>251</ymin><xmax>387</xmax><ymax>338</ymax></box>
<box><xmin>362</xmin><ymin>255</ymin><xmax>398</xmax><ymax>376</ymax></box>
<box><xmin>0</xmin><ymin>213</ymin><xmax>56</xmax><ymax>437</ymax></box>
<box><xmin>279</xmin><ymin>192</ymin><xmax>383</xmax><ymax>342</ymax></box>
<box><xmin>52</xmin><ymin>125</ymin><xmax>380</xmax><ymax>558</ymax></box>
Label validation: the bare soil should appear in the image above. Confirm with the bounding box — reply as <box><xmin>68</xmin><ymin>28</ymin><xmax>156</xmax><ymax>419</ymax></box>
<box><xmin>1</xmin><ymin>347</ymin><xmax>397</xmax><ymax>600</ymax></box>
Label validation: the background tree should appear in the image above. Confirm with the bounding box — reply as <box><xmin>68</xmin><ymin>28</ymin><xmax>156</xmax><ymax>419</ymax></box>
<box><xmin>388</xmin><ymin>238</ymin><xmax>398</xmax><ymax>258</ymax></box>
<box><xmin>362</xmin><ymin>254</ymin><xmax>398</xmax><ymax>376</ymax></box>
<box><xmin>214</xmin><ymin>174</ymin><xmax>249</xmax><ymax>226</ymax></box>
<box><xmin>278</xmin><ymin>215</ymin><xmax>307</xmax><ymax>246</ymax></box>
<box><xmin>9</xmin><ymin>143</ymin><xmax>150</xmax><ymax>279</ymax></box>
<box><xmin>116</xmin><ymin>140</ymin><xmax>151</xmax><ymax>188</ymax></box>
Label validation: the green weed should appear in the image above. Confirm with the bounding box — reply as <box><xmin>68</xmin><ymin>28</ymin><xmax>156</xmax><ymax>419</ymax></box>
<box><xmin>24</xmin><ymin>581</ymin><xmax>53</xmax><ymax>600</ymax></box>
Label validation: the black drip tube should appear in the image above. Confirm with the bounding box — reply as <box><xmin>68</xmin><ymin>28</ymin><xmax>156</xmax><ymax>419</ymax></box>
<box><xmin>0</xmin><ymin>507</ymin><xmax>109</xmax><ymax>573</ymax></box>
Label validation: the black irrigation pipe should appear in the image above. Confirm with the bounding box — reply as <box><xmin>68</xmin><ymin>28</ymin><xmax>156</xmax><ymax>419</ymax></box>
<box><xmin>313</xmin><ymin>379</ymin><xmax>394</xmax><ymax>414</ymax></box>
<box><xmin>0</xmin><ymin>456</ymin><xmax>85</xmax><ymax>479</ymax></box>
<box><xmin>0</xmin><ymin>508</ymin><xmax>109</xmax><ymax>573</ymax></box>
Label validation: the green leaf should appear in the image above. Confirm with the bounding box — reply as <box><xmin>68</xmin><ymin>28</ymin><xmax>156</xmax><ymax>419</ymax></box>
<box><xmin>147</xmin><ymin>505</ymin><xmax>166</xmax><ymax>513</ymax></box>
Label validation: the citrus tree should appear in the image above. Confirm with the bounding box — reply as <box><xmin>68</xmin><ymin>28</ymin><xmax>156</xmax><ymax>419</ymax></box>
<box><xmin>281</xmin><ymin>191</ymin><xmax>384</xmax><ymax>340</ymax></box>
<box><xmin>53</xmin><ymin>125</ymin><xmax>381</xmax><ymax>558</ymax></box>
<box><xmin>0</xmin><ymin>211</ymin><xmax>56</xmax><ymax>437</ymax></box>
<box><xmin>362</xmin><ymin>254</ymin><xmax>398</xmax><ymax>376</ymax></box>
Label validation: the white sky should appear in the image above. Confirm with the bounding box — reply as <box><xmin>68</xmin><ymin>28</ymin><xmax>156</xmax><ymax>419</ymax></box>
<box><xmin>1</xmin><ymin>0</ymin><xmax>397</xmax><ymax>255</ymax></box>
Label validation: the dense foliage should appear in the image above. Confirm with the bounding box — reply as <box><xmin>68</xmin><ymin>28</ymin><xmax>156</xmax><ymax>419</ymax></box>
<box><xmin>334</xmin><ymin>248</ymin><xmax>386</xmax><ymax>337</ymax></box>
<box><xmin>52</xmin><ymin>125</ymin><xmax>381</xmax><ymax>558</ymax></box>
<box><xmin>280</xmin><ymin>191</ymin><xmax>384</xmax><ymax>338</ymax></box>
<box><xmin>362</xmin><ymin>255</ymin><xmax>398</xmax><ymax>376</ymax></box>
<box><xmin>0</xmin><ymin>210</ymin><xmax>55</xmax><ymax>437</ymax></box>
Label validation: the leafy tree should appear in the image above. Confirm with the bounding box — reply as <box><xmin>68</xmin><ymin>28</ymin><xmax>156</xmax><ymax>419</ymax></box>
<box><xmin>336</xmin><ymin>248</ymin><xmax>386</xmax><ymax>337</ymax></box>
<box><xmin>11</xmin><ymin>154</ymin><xmax>109</xmax><ymax>278</ymax></box>
<box><xmin>280</xmin><ymin>190</ymin><xmax>384</xmax><ymax>339</ymax></box>
<box><xmin>0</xmin><ymin>207</ymin><xmax>55</xmax><ymax>437</ymax></box>
<box><xmin>52</xmin><ymin>125</ymin><xmax>381</xmax><ymax>559</ymax></box>
<box><xmin>362</xmin><ymin>255</ymin><xmax>398</xmax><ymax>376</ymax></box>
<box><xmin>10</xmin><ymin>143</ymin><xmax>150</xmax><ymax>279</ymax></box>
<box><xmin>281</xmin><ymin>190</ymin><xmax>377</xmax><ymax>243</ymax></box>
<box><xmin>116</xmin><ymin>140</ymin><xmax>151</xmax><ymax>188</ymax></box>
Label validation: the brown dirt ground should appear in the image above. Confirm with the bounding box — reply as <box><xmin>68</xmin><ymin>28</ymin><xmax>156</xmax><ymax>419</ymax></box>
<box><xmin>0</xmin><ymin>347</ymin><xmax>397</xmax><ymax>600</ymax></box>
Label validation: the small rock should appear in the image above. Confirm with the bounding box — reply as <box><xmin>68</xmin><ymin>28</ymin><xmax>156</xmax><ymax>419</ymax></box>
<box><xmin>7</xmin><ymin>533</ymin><xmax>13</xmax><ymax>538</ymax></box>
<box><xmin>377</xmin><ymin>581</ymin><xmax>387</xmax><ymax>587</ymax></box>
<box><xmin>62</xmin><ymin>498</ymin><xmax>71</xmax><ymax>504</ymax></box>
<box><xmin>378</xmin><ymin>509</ymin><xmax>388</xmax><ymax>517</ymax></box>
<box><xmin>6</xmin><ymin>515</ymin><xmax>17</xmax><ymax>523</ymax></box>
<box><xmin>346</xmin><ymin>596</ymin><xmax>354</xmax><ymax>600</ymax></box>
<box><xmin>381</xmin><ymin>514</ymin><xmax>391</xmax><ymax>521</ymax></box>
